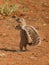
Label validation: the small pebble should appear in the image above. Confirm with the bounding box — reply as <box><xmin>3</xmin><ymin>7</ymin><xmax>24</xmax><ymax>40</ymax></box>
<box><xmin>2</xmin><ymin>33</ymin><xmax>7</xmax><ymax>36</ymax></box>
<box><xmin>0</xmin><ymin>53</ymin><xmax>6</xmax><ymax>57</ymax></box>
<box><xmin>43</xmin><ymin>23</ymin><xmax>47</xmax><ymax>26</ymax></box>
<box><xmin>29</xmin><ymin>55</ymin><xmax>37</xmax><ymax>60</ymax></box>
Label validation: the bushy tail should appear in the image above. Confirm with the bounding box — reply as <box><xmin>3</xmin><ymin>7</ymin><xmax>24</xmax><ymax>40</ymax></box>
<box><xmin>27</xmin><ymin>37</ymin><xmax>41</xmax><ymax>46</ymax></box>
<box><xmin>24</xmin><ymin>25</ymin><xmax>41</xmax><ymax>46</ymax></box>
<box><xmin>31</xmin><ymin>36</ymin><xmax>41</xmax><ymax>46</ymax></box>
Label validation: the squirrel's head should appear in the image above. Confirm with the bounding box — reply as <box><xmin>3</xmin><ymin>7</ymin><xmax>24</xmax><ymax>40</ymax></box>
<box><xmin>16</xmin><ymin>18</ymin><xmax>26</xmax><ymax>27</ymax></box>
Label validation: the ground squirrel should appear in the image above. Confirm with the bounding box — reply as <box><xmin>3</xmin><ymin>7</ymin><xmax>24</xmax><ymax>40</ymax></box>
<box><xmin>16</xmin><ymin>17</ymin><xmax>41</xmax><ymax>51</ymax></box>
<box><xmin>12</xmin><ymin>16</ymin><xmax>41</xmax><ymax>51</ymax></box>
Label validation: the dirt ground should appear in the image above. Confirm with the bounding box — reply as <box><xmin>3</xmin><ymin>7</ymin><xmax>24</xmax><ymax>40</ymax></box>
<box><xmin>0</xmin><ymin>0</ymin><xmax>49</xmax><ymax>65</ymax></box>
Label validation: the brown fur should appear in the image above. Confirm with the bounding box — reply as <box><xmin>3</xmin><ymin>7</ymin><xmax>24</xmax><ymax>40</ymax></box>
<box><xmin>15</xmin><ymin>17</ymin><xmax>41</xmax><ymax>51</ymax></box>
<box><xmin>16</xmin><ymin>25</ymin><xmax>32</xmax><ymax>51</ymax></box>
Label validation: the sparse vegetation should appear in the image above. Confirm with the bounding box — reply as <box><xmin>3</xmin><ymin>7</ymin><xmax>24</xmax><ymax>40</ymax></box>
<box><xmin>0</xmin><ymin>0</ymin><xmax>18</xmax><ymax>15</ymax></box>
<box><xmin>22</xmin><ymin>7</ymin><xmax>28</xmax><ymax>12</ymax></box>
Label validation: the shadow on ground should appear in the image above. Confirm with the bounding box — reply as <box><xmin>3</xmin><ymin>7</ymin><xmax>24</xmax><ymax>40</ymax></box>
<box><xmin>0</xmin><ymin>48</ymin><xmax>29</xmax><ymax>52</ymax></box>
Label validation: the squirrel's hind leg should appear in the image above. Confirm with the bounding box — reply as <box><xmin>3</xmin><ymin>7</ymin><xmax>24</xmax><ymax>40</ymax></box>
<box><xmin>19</xmin><ymin>42</ymin><xmax>23</xmax><ymax>51</ymax></box>
<box><xmin>24</xmin><ymin>44</ymin><xmax>28</xmax><ymax>51</ymax></box>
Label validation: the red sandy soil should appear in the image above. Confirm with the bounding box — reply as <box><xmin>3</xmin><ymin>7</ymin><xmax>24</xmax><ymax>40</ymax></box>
<box><xmin>0</xmin><ymin>0</ymin><xmax>49</xmax><ymax>65</ymax></box>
